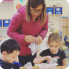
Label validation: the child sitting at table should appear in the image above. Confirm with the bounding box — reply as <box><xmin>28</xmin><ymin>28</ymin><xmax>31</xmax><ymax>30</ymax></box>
<box><xmin>0</xmin><ymin>39</ymin><xmax>21</xmax><ymax>69</ymax></box>
<box><xmin>33</xmin><ymin>33</ymin><xmax>66</xmax><ymax>66</ymax></box>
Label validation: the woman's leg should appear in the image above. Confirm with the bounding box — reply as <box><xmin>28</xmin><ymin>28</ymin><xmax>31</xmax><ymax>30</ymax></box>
<box><xmin>18</xmin><ymin>53</ymin><xmax>36</xmax><ymax>66</ymax></box>
<box><xmin>29</xmin><ymin>53</ymin><xmax>37</xmax><ymax>66</ymax></box>
<box><xmin>18</xmin><ymin>56</ymin><xmax>29</xmax><ymax>66</ymax></box>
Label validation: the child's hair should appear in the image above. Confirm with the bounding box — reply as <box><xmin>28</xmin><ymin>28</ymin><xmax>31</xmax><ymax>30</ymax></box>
<box><xmin>48</xmin><ymin>33</ymin><xmax>62</xmax><ymax>44</ymax></box>
<box><xmin>0</xmin><ymin>39</ymin><xmax>20</xmax><ymax>54</ymax></box>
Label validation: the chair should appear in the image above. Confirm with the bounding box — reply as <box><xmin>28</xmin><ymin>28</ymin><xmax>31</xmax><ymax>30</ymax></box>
<box><xmin>64</xmin><ymin>36</ymin><xmax>69</xmax><ymax>48</ymax></box>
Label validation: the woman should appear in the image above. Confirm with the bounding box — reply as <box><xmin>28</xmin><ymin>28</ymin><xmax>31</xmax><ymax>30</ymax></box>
<box><xmin>7</xmin><ymin>0</ymin><xmax>49</xmax><ymax>66</ymax></box>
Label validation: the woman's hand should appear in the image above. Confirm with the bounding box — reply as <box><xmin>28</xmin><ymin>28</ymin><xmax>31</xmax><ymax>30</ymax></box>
<box><xmin>24</xmin><ymin>35</ymin><xmax>36</xmax><ymax>43</ymax></box>
<box><xmin>35</xmin><ymin>35</ymin><xmax>43</xmax><ymax>44</ymax></box>
<box><xmin>45</xmin><ymin>56</ymin><xmax>53</xmax><ymax>63</ymax></box>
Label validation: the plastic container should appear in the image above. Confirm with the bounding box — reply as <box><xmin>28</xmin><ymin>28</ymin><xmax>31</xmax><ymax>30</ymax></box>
<box><xmin>39</xmin><ymin>63</ymin><xmax>58</xmax><ymax>69</ymax></box>
<box><xmin>39</xmin><ymin>63</ymin><xmax>49</xmax><ymax>69</ymax></box>
<box><xmin>55</xmin><ymin>7</ymin><xmax>62</xmax><ymax>11</ymax></box>
<box><xmin>3</xmin><ymin>20</ymin><xmax>10</xmax><ymax>27</ymax></box>
<box><xmin>0</xmin><ymin>20</ymin><xmax>2</xmax><ymax>27</ymax></box>
<box><xmin>55</xmin><ymin>11</ymin><xmax>62</xmax><ymax>14</ymax></box>
<box><xmin>46</xmin><ymin>7</ymin><xmax>54</xmax><ymax>11</ymax></box>
<box><xmin>47</xmin><ymin>11</ymin><xmax>54</xmax><ymax>14</ymax></box>
<box><xmin>24</xmin><ymin>62</ymin><xmax>33</xmax><ymax>69</ymax></box>
<box><xmin>48</xmin><ymin>63</ymin><xmax>58</xmax><ymax>69</ymax></box>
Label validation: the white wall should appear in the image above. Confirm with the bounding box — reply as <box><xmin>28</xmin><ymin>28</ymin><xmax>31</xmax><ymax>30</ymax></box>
<box><xmin>0</xmin><ymin>0</ymin><xmax>69</xmax><ymax>37</ymax></box>
<box><xmin>0</xmin><ymin>1</ymin><xmax>14</xmax><ymax>19</ymax></box>
<box><xmin>14</xmin><ymin>0</ymin><xmax>27</xmax><ymax>13</ymax></box>
<box><xmin>0</xmin><ymin>1</ymin><xmax>14</xmax><ymax>37</ymax></box>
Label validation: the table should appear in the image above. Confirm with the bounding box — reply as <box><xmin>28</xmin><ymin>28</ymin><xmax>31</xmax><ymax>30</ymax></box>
<box><xmin>20</xmin><ymin>66</ymin><xmax>68</xmax><ymax>69</ymax></box>
<box><xmin>0</xmin><ymin>37</ymin><xmax>8</xmax><ymax>41</ymax></box>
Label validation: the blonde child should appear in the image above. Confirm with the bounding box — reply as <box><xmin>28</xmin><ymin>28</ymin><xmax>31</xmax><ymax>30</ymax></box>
<box><xmin>0</xmin><ymin>39</ymin><xmax>21</xmax><ymax>69</ymax></box>
<box><xmin>33</xmin><ymin>33</ymin><xmax>66</xmax><ymax>66</ymax></box>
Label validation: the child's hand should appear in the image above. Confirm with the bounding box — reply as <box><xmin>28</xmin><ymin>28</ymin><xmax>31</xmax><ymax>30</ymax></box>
<box><xmin>45</xmin><ymin>56</ymin><xmax>53</xmax><ymax>62</ymax></box>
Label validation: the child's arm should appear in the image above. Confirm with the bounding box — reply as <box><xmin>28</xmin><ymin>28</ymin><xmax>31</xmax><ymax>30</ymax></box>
<box><xmin>33</xmin><ymin>55</ymin><xmax>52</xmax><ymax>64</ymax></box>
<box><xmin>62</xmin><ymin>58</ymin><xmax>66</xmax><ymax>66</ymax></box>
<box><xmin>33</xmin><ymin>55</ymin><xmax>46</xmax><ymax>64</ymax></box>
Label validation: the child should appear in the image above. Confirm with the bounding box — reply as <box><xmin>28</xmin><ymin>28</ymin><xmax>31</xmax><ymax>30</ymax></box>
<box><xmin>0</xmin><ymin>39</ymin><xmax>21</xmax><ymax>69</ymax></box>
<box><xmin>33</xmin><ymin>33</ymin><xmax>66</xmax><ymax>66</ymax></box>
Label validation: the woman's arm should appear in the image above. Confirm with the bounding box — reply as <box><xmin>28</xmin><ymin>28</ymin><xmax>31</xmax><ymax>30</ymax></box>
<box><xmin>7</xmin><ymin>12</ymin><xmax>31</xmax><ymax>46</ymax></box>
<box><xmin>62</xmin><ymin>58</ymin><xmax>66</xmax><ymax>66</ymax></box>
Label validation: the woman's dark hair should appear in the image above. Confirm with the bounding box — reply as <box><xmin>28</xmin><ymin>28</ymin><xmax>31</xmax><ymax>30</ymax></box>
<box><xmin>26</xmin><ymin>0</ymin><xmax>47</xmax><ymax>25</ymax></box>
<box><xmin>1</xmin><ymin>39</ymin><xmax>20</xmax><ymax>54</ymax></box>
<box><xmin>29</xmin><ymin>0</ymin><xmax>45</xmax><ymax>8</ymax></box>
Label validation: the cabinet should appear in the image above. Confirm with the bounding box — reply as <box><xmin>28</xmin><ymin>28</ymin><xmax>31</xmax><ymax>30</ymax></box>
<box><xmin>61</xmin><ymin>18</ymin><xmax>69</xmax><ymax>43</ymax></box>
<box><xmin>0</xmin><ymin>19</ymin><xmax>10</xmax><ymax>29</ymax></box>
<box><xmin>0</xmin><ymin>0</ymin><xmax>14</xmax><ymax>30</ymax></box>
<box><xmin>46</xmin><ymin>7</ymin><xmax>62</xmax><ymax>15</ymax></box>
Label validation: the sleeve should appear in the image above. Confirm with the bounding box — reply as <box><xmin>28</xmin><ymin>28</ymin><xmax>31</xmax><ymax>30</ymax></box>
<box><xmin>13</xmin><ymin>62</ymin><xmax>21</xmax><ymax>69</ymax></box>
<box><xmin>0</xmin><ymin>65</ymin><xmax>6</xmax><ymax>69</ymax></box>
<box><xmin>40</xmin><ymin>50</ymin><xmax>47</xmax><ymax>57</ymax></box>
<box><xmin>61</xmin><ymin>51</ymin><xmax>66</xmax><ymax>59</ymax></box>
<box><xmin>7</xmin><ymin>12</ymin><xmax>30</xmax><ymax>46</ymax></box>
<box><xmin>38</xmin><ymin>14</ymin><xmax>49</xmax><ymax>39</ymax></box>
<box><xmin>13</xmin><ymin>65</ymin><xmax>19</xmax><ymax>69</ymax></box>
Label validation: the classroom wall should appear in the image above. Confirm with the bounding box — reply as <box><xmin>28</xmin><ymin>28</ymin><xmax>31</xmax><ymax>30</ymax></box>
<box><xmin>0</xmin><ymin>0</ymin><xmax>69</xmax><ymax>37</ymax></box>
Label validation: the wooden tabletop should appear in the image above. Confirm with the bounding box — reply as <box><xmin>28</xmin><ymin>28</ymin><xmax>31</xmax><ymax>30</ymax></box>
<box><xmin>0</xmin><ymin>37</ymin><xmax>9</xmax><ymax>41</ymax></box>
<box><xmin>20</xmin><ymin>66</ymin><xmax>68</xmax><ymax>69</ymax></box>
<box><xmin>0</xmin><ymin>37</ymin><xmax>8</xmax><ymax>40</ymax></box>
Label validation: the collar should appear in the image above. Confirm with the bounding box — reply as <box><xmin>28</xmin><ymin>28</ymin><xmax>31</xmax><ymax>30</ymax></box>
<box><xmin>30</xmin><ymin>16</ymin><xmax>40</xmax><ymax>23</ymax></box>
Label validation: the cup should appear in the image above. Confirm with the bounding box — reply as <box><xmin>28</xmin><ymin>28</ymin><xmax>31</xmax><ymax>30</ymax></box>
<box><xmin>39</xmin><ymin>63</ymin><xmax>49</xmax><ymax>69</ymax></box>
<box><xmin>24</xmin><ymin>62</ymin><xmax>33</xmax><ymax>69</ymax></box>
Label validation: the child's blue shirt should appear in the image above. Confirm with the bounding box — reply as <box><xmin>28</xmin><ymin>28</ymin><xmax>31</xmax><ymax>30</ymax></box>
<box><xmin>0</xmin><ymin>59</ymin><xmax>21</xmax><ymax>69</ymax></box>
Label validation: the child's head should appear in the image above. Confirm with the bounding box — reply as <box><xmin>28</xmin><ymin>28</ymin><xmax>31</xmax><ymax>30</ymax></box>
<box><xmin>47</xmin><ymin>33</ymin><xmax>62</xmax><ymax>54</ymax></box>
<box><xmin>0</xmin><ymin>39</ymin><xmax>20</xmax><ymax>63</ymax></box>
